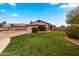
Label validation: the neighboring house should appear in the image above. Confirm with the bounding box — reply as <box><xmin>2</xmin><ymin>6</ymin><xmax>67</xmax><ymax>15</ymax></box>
<box><xmin>10</xmin><ymin>24</ymin><xmax>27</xmax><ymax>31</ymax></box>
<box><xmin>0</xmin><ymin>24</ymin><xmax>10</xmax><ymax>31</ymax></box>
<box><xmin>3</xmin><ymin>24</ymin><xmax>10</xmax><ymax>31</ymax></box>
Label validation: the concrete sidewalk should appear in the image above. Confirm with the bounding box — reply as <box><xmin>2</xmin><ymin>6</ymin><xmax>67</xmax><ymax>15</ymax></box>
<box><xmin>0</xmin><ymin>38</ymin><xmax>10</xmax><ymax>53</ymax></box>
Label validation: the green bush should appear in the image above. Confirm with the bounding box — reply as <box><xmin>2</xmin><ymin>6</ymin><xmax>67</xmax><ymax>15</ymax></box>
<box><xmin>32</xmin><ymin>27</ymin><xmax>38</xmax><ymax>33</ymax></box>
<box><xmin>66</xmin><ymin>25</ymin><xmax>79</xmax><ymax>38</ymax></box>
<box><xmin>55</xmin><ymin>27</ymin><xmax>66</xmax><ymax>31</ymax></box>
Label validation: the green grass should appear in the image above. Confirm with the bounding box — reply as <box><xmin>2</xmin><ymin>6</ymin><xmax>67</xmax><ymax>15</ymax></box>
<box><xmin>0</xmin><ymin>31</ymin><xmax>79</xmax><ymax>56</ymax></box>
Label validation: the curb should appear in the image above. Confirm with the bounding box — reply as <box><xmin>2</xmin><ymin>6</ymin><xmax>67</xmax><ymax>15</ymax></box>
<box><xmin>64</xmin><ymin>36</ymin><xmax>79</xmax><ymax>46</ymax></box>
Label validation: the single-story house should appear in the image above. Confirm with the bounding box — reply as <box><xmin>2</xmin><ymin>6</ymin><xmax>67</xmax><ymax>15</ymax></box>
<box><xmin>9</xmin><ymin>24</ymin><xmax>27</xmax><ymax>31</ymax></box>
<box><xmin>0</xmin><ymin>24</ymin><xmax>10</xmax><ymax>31</ymax></box>
<box><xmin>26</xmin><ymin>20</ymin><xmax>56</xmax><ymax>32</ymax></box>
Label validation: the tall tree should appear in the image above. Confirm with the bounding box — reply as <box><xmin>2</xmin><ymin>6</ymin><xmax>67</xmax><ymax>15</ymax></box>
<box><xmin>30</xmin><ymin>21</ymin><xmax>33</xmax><ymax>24</ymax></box>
<box><xmin>66</xmin><ymin>6</ymin><xmax>79</xmax><ymax>24</ymax></box>
<box><xmin>66</xmin><ymin>6</ymin><xmax>79</xmax><ymax>38</ymax></box>
<box><xmin>1</xmin><ymin>21</ymin><xmax>7</xmax><ymax>24</ymax></box>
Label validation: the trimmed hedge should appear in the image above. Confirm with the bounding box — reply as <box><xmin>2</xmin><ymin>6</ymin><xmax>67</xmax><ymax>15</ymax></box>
<box><xmin>66</xmin><ymin>25</ymin><xmax>79</xmax><ymax>39</ymax></box>
<box><xmin>32</xmin><ymin>27</ymin><xmax>38</xmax><ymax>33</ymax></box>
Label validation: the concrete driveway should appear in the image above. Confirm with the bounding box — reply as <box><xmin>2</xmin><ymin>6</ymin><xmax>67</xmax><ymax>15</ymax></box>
<box><xmin>0</xmin><ymin>31</ymin><xmax>30</xmax><ymax>53</ymax></box>
<box><xmin>0</xmin><ymin>31</ymin><xmax>30</xmax><ymax>39</ymax></box>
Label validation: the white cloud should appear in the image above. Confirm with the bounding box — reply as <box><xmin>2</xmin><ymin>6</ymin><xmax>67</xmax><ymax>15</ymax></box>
<box><xmin>59</xmin><ymin>3</ymin><xmax>79</xmax><ymax>9</ymax></box>
<box><xmin>68</xmin><ymin>3</ymin><xmax>79</xmax><ymax>7</ymax></box>
<box><xmin>8</xmin><ymin>3</ymin><xmax>16</xmax><ymax>6</ymax></box>
<box><xmin>49</xmin><ymin>3</ymin><xmax>79</xmax><ymax>9</ymax></box>
<box><xmin>49</xmin><ymin>3</ymin><xmax>59</xmax><ymax>5</ymax></box>
<box><xmin>59</xmin><ymin>4</ymin><xmax>69</xmax><ymax>9</ymax></box>
<box><xmin>0</xmin><ymin>9</ymin><xmax>5</xmax><ymax>12</ymax></box>
<box><xmin>6</xmin><ymin>13</ymin><xmax>10</xmax><ymax>15</ymax></box>
<box><xmin>11</xmin><ymin>13</ymin><xmax>18</xmax><ymax>16</ymax></box>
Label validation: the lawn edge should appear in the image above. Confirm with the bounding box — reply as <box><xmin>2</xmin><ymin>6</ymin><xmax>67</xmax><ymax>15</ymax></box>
<box><xmin>64</xmin><ymin>36</ymin><xmax>79</xmax><ymax>46</ymax></box>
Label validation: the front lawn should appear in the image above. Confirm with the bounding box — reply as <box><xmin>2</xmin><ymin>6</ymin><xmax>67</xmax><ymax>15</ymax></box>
<box><xmin>0</xmin><ymin>31</ymin><xmax>79</xmax><ymax>56</ymax></box>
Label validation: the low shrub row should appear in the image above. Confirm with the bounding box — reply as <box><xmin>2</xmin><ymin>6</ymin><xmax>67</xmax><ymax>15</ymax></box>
<box><xmin>66</xmin><ymin>25</ymin><xmax>79</xmax><ymax>39</ymax></box>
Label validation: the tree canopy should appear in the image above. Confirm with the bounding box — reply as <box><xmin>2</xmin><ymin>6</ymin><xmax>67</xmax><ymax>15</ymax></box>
<box><xmin>66</xmin><ymin>6</ymin><xmax>79</xmax><ymax>24</ymax></box>
<box><xmin>1</xmin><ymin>21</ymin><xmax>7</xmax><ymax>24</ymax></box>
<box><xmin>30</xmin><ymin>21</ymin><xmax>33</xmax><ymax>24</ymax></box>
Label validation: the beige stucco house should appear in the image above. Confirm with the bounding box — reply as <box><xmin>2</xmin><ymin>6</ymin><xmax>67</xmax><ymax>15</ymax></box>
<box><xmin>0</xmin><ymin>24</ymin><xmax>10</xmax><ymax>31</ymax></box>
<box><xmin>26</xmin><ymin>20</ymin><xmax>56</xmax><ymax>32</ymax></box>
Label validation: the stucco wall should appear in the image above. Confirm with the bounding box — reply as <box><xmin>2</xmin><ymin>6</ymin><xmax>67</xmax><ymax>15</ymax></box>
<box><xmin>31</xmin><ymin>21</ymin><xmax>52</xmax><ymax>31</ymax></box>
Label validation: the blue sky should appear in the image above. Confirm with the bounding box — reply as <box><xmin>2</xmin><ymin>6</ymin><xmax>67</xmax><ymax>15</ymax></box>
<box><xmin>0</xmin><ymin>3</ymin><xmax>78</xmax><ymax>26</ymax></box>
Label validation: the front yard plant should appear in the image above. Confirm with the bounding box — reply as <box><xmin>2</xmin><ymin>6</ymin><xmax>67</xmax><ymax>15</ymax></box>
<box><xmin>66</xmin><ymin>6</ymin><xmax>79</xmax><ymax>39</ymax></box>
<box><xmin>66</xmin><ymin>25</ymin><xmax>79</xmax><ymax>38</ymax></box>
<box><xmin>32</xmin><ymin>27</ymin><xmax>38</xmax><ymax>33</ymax></box>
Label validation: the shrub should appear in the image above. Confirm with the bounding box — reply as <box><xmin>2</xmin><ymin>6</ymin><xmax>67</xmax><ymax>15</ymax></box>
<box><xmin>32</xmin><ymin>27</ymin><xmax>38</xmax><ymax>33</ymax></box>
<box><xmin>55</xmin><ymin>27</ymin><xmax>66</xmax><ymax>31</ymax></box>
<box><xmin>66</xmin><ymin>25</ymin><xmax>79</xmax><ymax>39</ymax></box>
